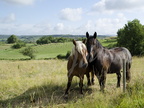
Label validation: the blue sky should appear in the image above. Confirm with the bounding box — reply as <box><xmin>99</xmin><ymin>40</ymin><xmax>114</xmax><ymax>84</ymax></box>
<box><xmin>0</xmin><ymin>0</ymin><xmax>144</xmax><ymax>35</ymax></box>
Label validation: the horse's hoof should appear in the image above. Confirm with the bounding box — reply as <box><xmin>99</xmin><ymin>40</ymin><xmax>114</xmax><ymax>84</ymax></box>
<box><xmin>64</xmin><ymin>94</ymin><xmax>68</xmax><ymax>100</ymax></box>
<box><xmin>87</xmin><ymin>83</ymin><xmax>91</xmax><ymax>86</ymax></box>
<box><xmin>92</xmin><ymin>82</ymin><xmax>95</xmax><ymax>85</ymax></box>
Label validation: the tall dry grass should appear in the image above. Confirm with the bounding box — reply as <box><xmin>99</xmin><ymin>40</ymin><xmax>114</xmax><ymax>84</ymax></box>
<box><xmin>0</xmin><ymin>57</ymin><xmax>144</xmax><ymax>107</ymax></box>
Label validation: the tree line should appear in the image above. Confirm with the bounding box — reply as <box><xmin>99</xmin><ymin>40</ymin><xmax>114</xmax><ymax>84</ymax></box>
<box><xmin>36</xmin><ymin>36</ymin><xmax>73</xmax><ymax>44</ymax></box>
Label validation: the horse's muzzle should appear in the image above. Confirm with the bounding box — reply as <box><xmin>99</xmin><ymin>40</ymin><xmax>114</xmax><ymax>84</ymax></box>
<box><xmin>82</xmin><ymin>63</ymin><xmax>88</xmax><ymax>68</ymax></box>
<box><xmin>87</xmin><ymin>53</ymin><xmax>94</xmax><ymax>63</ymax></box>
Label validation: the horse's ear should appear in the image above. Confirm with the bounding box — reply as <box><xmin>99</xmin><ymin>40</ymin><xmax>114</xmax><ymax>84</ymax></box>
<box><xmin>82</xmin><ymin>39</ymin><xmax>86</xmax><ymax>44</ymax></box>
<box><xmin>73</xmin><ymin>40</ymin><xmax>76</xmax><ymax>46</ymax></box>
<box><xmin>93</xmin><ymin>32</ymin><xmax>97</xmax><ymax>39</ymax></box>
<box><xmin>86</xmin><ymin>32</ymin><xmax>89</xmax><ymax>38</ymax></box>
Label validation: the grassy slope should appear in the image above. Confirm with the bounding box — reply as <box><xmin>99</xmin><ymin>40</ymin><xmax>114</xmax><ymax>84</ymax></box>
<box><xmin>0</xmin><ymin>37</ymin><xmax>116</xmax><ymax>60</ymax></box>
<box><xmin>0</xmin><ymin>42</ymin><xmax>73</xmax><ymax>60</ymax></box>
<box><xmin>0</xmin><ymin>57</ymin><xmax>144</xmax><ymax>107</ymax></box>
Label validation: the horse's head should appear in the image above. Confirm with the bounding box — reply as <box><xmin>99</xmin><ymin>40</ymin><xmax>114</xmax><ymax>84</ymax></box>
<box><xmin>72</xmin><ymin>40</ymin><xmax>88</xmax><ymax>68</ymax></box>
<box><xmin>86</xmin><ymin>32</ymin><xmax>98</xmax><ymax>63</ymax></box>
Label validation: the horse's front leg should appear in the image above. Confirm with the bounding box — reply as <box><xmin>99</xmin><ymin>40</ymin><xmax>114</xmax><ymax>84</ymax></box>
<box><xmin>99</xmin><ymin>70</ymin><xmax>107</xmax><ymax>92</ymax></box>
<box><xmin>86</xmin><ymin>72</ymin><xmax>91</xmax><ymax>86</ymax></box>
<box><xmin>65</xmin><ymin>76</ymin><xmax>73</xmax><ymax>95</ymax></box>
<box><xmin>91</xmin><ymin>66</ymin><xmax>96</xmax><ymax>85</ymax></box>
<box><xmin>79</xmin><ymin>76</ymin><xmax>84</xmax><ymax>94</ymax></box>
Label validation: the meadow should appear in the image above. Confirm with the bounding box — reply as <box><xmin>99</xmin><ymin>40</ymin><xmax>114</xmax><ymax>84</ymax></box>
<box><xmin>0</xmin><ymin>57</ymin><xmax>144</xmax><ymax>108</ymax></box>
<box><xmin>0</xmin><ymin>37</ymin><xmax>117</xmax><ymax>60</ymax></box>
<box><xmin>0</xmin><ymin>37</ymin><xmax>144</xmax><ymax>107</ymax></box>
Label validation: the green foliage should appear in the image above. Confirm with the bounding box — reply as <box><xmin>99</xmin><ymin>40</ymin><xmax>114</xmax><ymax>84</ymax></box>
<box><xmin>21</xmin><ymin>47</ymin><xmax>36</xmax><ymax>59</ymax></box>
<box><xmin>66</xmin><ymin>51</ymin><xmax>71</xmax><ymax>58</ymax></box>
<box><xmin>7</xmin><ymin>35</ymin><xmax>19</xmax><ymax>44</ymax></box>
<box><xmin>36</xmin><ymin>36</ymin><xmax>72</xmax><ymax>44</ymax></box>
<box><xmin>12</xmin><ymin>41</ymin><xmax>26</xmax><ymax>49</ymax></box>
<box><xmin>117</xmin><ymin>19</ymin><xmax>144</xmax><ymax>56</ymax></box>
<box><xmin>57</xmin><ymin>51</ymin><xmax>71</xmax><ymax>59</ymax></box>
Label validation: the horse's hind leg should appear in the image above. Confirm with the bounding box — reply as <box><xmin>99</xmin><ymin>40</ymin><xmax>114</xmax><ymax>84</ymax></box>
<box><xmin>65</xmin><ymin>76</ymin><xmax>73</xmax><ymax>95</ymax></box>
<box><xmin>116</xmin><ymin>71</ymin><xmax>121</xmax><ymax>87</ymax></box>
<box><xmin>126</xmin><ymin>63</ymin><xmax>131</xmax><ymax>83</ymax></box>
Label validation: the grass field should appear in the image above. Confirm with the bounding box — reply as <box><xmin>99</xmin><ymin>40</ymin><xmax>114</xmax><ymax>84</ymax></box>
<box><xmin>0</xmin><ymin>37</ymin><xmax>117</xmax><ymax>60</ymax></box>
<box><xmin>0</xmin><ymin>57</ymin><xmax>144</xmax><ymax>107</ymax></box>
<box><xmin>0</xmin><ymin>42</ymin><xmax>73</xmax><ymax>60</ymax></box>
<box><xmin>0</xmin><ymin>37</ymin><xmax>144</xmax><ymax>107</ymax></box>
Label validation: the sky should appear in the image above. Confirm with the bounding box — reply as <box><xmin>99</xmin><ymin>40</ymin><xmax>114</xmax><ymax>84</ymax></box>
<box><xmin>0</xmin><ymin>0</ymin><xmax>144</xmax><ymax>35</ymax></box>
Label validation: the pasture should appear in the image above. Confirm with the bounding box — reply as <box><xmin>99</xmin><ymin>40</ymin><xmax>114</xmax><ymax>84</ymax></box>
<box><xmin>0</xmin><ymin>37</ymin><xmax>117</xmax><ymax>60</ymax></box>
<box><xmin>0</xmin><ymin>57</ymin><xmax>144</xmax><ymax>107</ymax></box>
<box><xmin>0</xmin><ymin>37</ymin><xmax>144</xmax><ymax>107</ymax></box>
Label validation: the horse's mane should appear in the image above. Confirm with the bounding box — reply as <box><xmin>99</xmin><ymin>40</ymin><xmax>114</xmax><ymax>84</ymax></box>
<box><xmin>70</xmin><ymin>41</ymin><xmax>86</xmax><ymax>56</ymax></box>
<box><xmin>96</xmin><ymin>39</ymin><xmax>103</xmax><ymax>49</ymax></box>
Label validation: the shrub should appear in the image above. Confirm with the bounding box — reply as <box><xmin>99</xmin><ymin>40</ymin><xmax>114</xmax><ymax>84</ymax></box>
<box><xmin>21</xmin><ymin>47</ymin><xmax>36</xmax><ymax>59</ymax></box>
<box><xmin>66</xmin><ymin>51</ymin><xmax>71</xmax><ymax>58</ymax></box>
<box><xmin>12</xmin><ymin>41</ymin><xmax>26</xmax><ymax>49</ymax></box>
<box><xmin>57</xmin><ymin>51</ymin><xmax>71</xmax><ymax>59</ymax></box>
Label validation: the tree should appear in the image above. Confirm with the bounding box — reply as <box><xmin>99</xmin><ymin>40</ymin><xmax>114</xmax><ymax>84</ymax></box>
<box><xmin>7</xmin><ymin>35</ymin><xmax>18</xmax><ymax>44</ymax></box>
<box><xmin>117</xmin><ymin>19</ymin><xmax>144</xmax><ymax>56</ymax></box>
<box><xmin>12</xmin><ymin>41</ymin><xmax>26</xmax><ymax>49</ymax></box>
<box><xmin>21</xmin><ymin>47</ymin><xmax>36</xmax><ymax>59</ymax></box>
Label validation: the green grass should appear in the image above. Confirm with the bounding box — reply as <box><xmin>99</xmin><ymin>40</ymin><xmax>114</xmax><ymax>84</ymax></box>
<box><xmin>0</xmin><ymin>42</ymin><xmax>73</xmax><ymax>60</ymax></box>
<box><xmin>0</xmin><ymin>57</ymin><xmax>144</xmax><ymax>108</ymax></box>
<box><xmin>0</xmin><ymin>38</ymin><xmax>117</xmax><ymax>60</ymax></box>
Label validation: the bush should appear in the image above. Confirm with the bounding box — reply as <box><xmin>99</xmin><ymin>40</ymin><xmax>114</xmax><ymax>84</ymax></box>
<box><xmin>66</xmin><ymin>51</ymin><xmax>71</xmax><ymax>58</ymax></box>
<box><xmin>12</xmin><ymin>41</ymin><xmax>26</xmax><ymax>49</ymax></box>
<box><xmin>21</xmin><ymin>47</ymin><xmax>36</xmax><ymax>59</ymax></box>
<box><xmin>57</xmin><ymin>51</ymin><xmax>71</xmax><ymax>59</ymax></box>
<box><xmin>57</xmin><ymin>54</ymin><xmax>66</xmax><ymax>59</ymax></box>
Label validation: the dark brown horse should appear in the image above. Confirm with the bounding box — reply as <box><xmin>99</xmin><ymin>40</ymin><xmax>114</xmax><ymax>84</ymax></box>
<box><xmin>86</xmin><ymin>32</ymin><xmax>132</xmax><ymax>91</ymax></box>
<box><xmin>65</xmin><ymin>40</ymin><xmax>94</xmax><ymax>96</ymax></box>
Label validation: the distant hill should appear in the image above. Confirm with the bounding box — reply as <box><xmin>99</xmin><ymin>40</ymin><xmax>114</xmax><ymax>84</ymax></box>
<box><xmin>0</xmin><ymin>34</ymin><xmax>115</xmax><ymax>43</ymax></box>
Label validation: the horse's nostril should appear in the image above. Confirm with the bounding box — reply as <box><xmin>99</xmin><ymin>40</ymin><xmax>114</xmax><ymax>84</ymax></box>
<box><xmin>83</xmin><ymin>63</ymin><xmax>88</xmax><ymax>68</ymax></box>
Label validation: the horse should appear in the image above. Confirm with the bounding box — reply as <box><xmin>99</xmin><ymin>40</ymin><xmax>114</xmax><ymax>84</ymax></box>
<box><xmin>65</xmin><ymin>40</ymin><xmax>94</xmax><ymax>96</ymax></box>
<box><xmin>85</xmin><ymin>32</ymin><xmax>132</xmax><ymax>91</ymax></box>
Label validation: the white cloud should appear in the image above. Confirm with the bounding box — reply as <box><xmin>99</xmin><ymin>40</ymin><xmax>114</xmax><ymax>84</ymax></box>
<box><xmin>60</xmin><ymin>8</ymin><xmax>83</xmax><ymax>21</ymax></box>
<box><xmin>0</xmin><ymin>13</ymin><xmax>16</xmax><ymax>23</ymax></box>
<box><xmin>105</xmin><ymin>0</ymin><xmax>144</xmax><ymax>10</ymax></box>
<box><xmin>92</xmin><ymin>0</ymin><xmax>144</xmax><ymax>13</ymax></box>
<box><xmin>74</xmin><ymin>13</ymin><xmax>128</xmax><ymax>35</ymax></box>
<box><xmin>0</xmin><ymin>0</ymin><xmax>36</xmax><ymax>5</ymax></box>
<box><xmin>54</xmin><ymin>23</ymin><xmax>64</xmax><ymax>31</ymax></box>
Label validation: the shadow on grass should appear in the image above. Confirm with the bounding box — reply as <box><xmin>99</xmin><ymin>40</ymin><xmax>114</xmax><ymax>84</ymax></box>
<box><xmin>0</xmin><ymin>82</ymin><xmax>94</xmax><ymax>107</ymax></box>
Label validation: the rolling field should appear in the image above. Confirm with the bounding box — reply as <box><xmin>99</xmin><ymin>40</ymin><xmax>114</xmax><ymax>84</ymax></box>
<box><xmin>0</xmin><ymin>57</ymin><xmax>144</xmax><ymax>107</ymax></box>
<box><xmin>0</xmin><ymin>37</ymin><xmax>117</xmax><ymax>60</ymax></box>
<box><xmin>0</xmin><ymin>42</ymin><xmax>73</xmax><ymax>60</ymax></box>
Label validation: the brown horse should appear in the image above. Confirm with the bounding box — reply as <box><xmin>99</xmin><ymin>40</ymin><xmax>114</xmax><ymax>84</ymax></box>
<box><xmin>86</xmin><ymin>32</ymin><xmax>132</xmax><ymax>91</ymax></box>
<box><xmin>65</xmin><ymin>40</ymin><xmax>94</xmax><ymax>96</ymax></box>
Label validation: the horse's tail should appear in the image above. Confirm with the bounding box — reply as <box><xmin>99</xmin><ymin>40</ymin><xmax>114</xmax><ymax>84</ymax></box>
<box><xmin>124</xmin><ymin>47</ymin><xmax>132</xmax><ymax>83</ymax></box>
<box><xmin>126</xmin><ymin>61</ymin><xmax>131</xmax><ymax>83</ymax></box>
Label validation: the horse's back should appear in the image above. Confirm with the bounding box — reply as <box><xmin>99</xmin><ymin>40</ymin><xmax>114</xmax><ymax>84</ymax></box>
<box><xmin>110</xmin><ymin>47</ymin><xmax>132</xmax><ymax>63</ymax></box>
